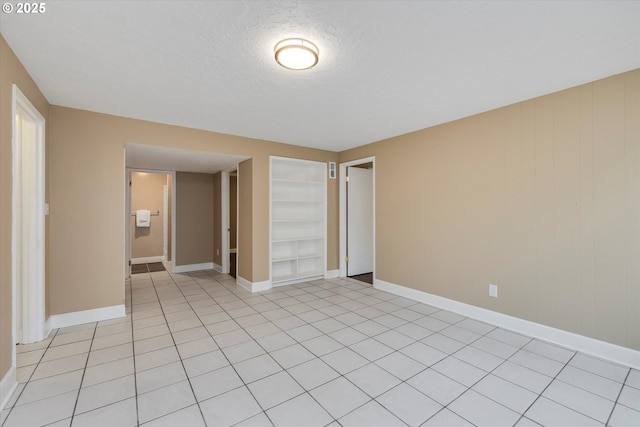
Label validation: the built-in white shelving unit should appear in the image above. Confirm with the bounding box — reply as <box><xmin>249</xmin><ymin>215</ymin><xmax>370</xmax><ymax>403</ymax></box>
<box><xmin>270</xmin><ymin>156</ymin><xmax>327</xmax><ymax>285</ymax></box>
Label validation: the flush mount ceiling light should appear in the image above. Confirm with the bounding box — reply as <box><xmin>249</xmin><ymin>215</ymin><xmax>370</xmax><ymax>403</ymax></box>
<box><xmin>274</xmin><ymin>38</ymin><xmax>319</xmax><ymax>70</ymax></box>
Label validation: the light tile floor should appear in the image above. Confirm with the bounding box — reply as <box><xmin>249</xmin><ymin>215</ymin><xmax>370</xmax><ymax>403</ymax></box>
<box><xmin>2</xmin><ymin>269</ymin><xmax>639</xmax><ymax>427</ymax></box>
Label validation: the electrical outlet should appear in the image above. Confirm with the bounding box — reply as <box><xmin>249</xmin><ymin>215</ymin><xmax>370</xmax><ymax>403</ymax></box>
<box><xmin>489</xmin><ymin>284</ymin><xmax>498</xmax><ymax>297</ymax></box>
<box><xmin>489</xmin><ymin>284</ymin><xmax>498</xmax><ymax>298</ymax></box>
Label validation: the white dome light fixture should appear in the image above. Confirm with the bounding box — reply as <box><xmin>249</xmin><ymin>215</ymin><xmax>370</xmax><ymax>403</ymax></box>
<box><xmin>274</xmin><ymin>38</ymin><xmax>319</xmax><ymax>70</ymax></box>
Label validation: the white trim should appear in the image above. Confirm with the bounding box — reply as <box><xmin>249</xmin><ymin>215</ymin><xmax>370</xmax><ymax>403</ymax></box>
<box><xmin>172</xmin><ymin>262</ymin><xmax>215</xmax><ymax>273</ymax></box>
<box><xmin>170</xmin><ymin>173</ymin><xmax>176</xmax><ymax>270</ymax></box>
<box><xmin>221</xmin><ymin>170</ymin><xmax>230</xmax><ymax>274</ymax></box>
<box><xmin>162</xmin><ymin>259</ymin><xmax>173</xmax><ymax>273</ymax></box>
<box><xmin>45</xmin><ymin>316</ymin><xmax>52</xmax><ymax>334</ymax></box>
<box><xmin>324</xmin><ymin>270</ymin><xmax>339</xmax><ymax>279</ymax></box>
<box><xmin>48</xmin><ymin>305</ymin><xmax>126</xmax><ymax>330</ymax></box>
<box><xmin>339</xmin><ymin>157</ymin><xmax>376</xmax><ymax>278</ymax></box>
<box><xmin>12</xmin><ymin>84</ymin><xmax>47</xmax><ymax>352</ymax></box>
<box><xmin>213</xmin><ymin>263</ymin><xmax>223</xmax><ymax>273</ymax></box>
<box><xmin>374</xmin><ymin>279</ymin><xmax>640</xmax><ymax>369</ymax></box>
<box><xmin>124</xmin><ymin>155</ymin><xmax>130</xmax><ymax>278</ymax></box>
<box><xmin>273</xmin><ymin>275</ymin><xmax>324</xmax><ymax>287</ymax></box>
<box><xmin>236</xmin><ymin>275</ymin><xmax>252</xmax><ymax>292</ymax></box>
<box><xmin>131</xmin><ymin>256</ymin><xmax>164</xmax><ymax>264</ymax></box>
<box><xmin>0</xmin><ymin>367</ymin><xmax>17</xmax><ymax>413</ymax></box>
<box><xmin>163</xmin><ymin>184</ymin><xmax>168</xmax><ymax>259</ymax></box>
<box><xmin>221</xmin><ymin>165</ymin><xmax>238</xmax><ymax>275</ymax></box>
<box><xmin>237</xmin><ymin>275</ymin><xmax>273</xmax><ymax>293</ymax></box>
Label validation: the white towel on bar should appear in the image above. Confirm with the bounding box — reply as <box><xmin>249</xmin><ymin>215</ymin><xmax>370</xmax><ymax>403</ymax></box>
<box><xmin>136</xmin><ymin>210</ymin><xmax>151</xmax><ymax>227</ymax></box>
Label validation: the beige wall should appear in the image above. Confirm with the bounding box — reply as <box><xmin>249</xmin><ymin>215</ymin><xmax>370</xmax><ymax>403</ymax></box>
<box><xmin>175</xmin><ymin>172</ymin><xmax>214</xmax><ymax>266</ymax></box>
<box><xmin>341</xmin><ymin>69</ymin><xmax>640</xmax><ymax>351</ymax></box>
<box><xmin>213</xmin><ymin>172</ymin><xmax>222</xmax><ymax>267</ymax></box>
<box><xmin>48</xmin><ymin>105</ymin><xmax>338</xmax><ymax>312</ymax></box>
<box><xmin>0</xmin><ymin>36</ymin><xmax>49</xmax><ymax>383</ymax></box>
<box><xmin>131</xmin><ymin>172</ymin><xmax>166</xmax><ymax>259</ymax></box>
<box><xmin>238</xmin><ymin>160</ymin><xmax>253</xmax><ymax>281</ymax></box>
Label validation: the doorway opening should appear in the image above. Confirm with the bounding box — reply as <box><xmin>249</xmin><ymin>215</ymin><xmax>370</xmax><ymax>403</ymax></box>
<box><xmin>12</xmin><ymin>84</ymin><xmax>48</xmax><ymax>356</ymax></box>
<box><xmin>227</xmin><ymin>170</ymin><xmax>238</xmax><ymax>278</ymax></box>
<box><xmin>124</xmin><ymin>144</ymin><xmax>248</xmax><ymax>280</ymax></box>
<box><xmin>340</xmin><ymin>157</ymin><xmax>375</xmax><ymax>285</ymax></box>
<box><xmin>125</xmin><ymin>170</ymin><xmax>175</xmax><ymax>278</ymax></box>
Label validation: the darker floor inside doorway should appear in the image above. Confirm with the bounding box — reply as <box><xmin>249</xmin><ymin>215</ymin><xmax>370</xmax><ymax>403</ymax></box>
<box><xmin>230</xmin><ymin>253</ymin><xmax>236</xmax><ymax>278</ymax></box>
<box><xmin>349</xmin><ymin>272</ymin><xmax>373</xmax><ymax>284</ymax></box>
<box><xmin>132</xmin><ymin>262</ymin><xmax>166</xmax><ymax>274</ymax></box>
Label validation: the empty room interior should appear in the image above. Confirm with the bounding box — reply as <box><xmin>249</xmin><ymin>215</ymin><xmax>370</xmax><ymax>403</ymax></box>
<box><xmin>1</xmin><ymin>1</ymin><xmax>640</xmax><ymax>426</ymax></box>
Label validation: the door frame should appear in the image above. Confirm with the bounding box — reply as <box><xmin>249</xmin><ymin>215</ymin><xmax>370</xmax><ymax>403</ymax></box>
<box><xmin>339</xmin><ymin>156</ymin><xmax>375</xmax><ymax>279</ymax></box>
<box><xmin>12</xmin><ymin>84</ymin><xmax>48</xmax><ymax>354</ymax></box>
<box><xmin>221</xmin><ymin>166</ymin><xmax>239</xmax><ymax>275</ymax></box>
<box><xmin>125</xmin><ymin>168</ymin><xmax>176</xmax><ymax>276</ymax></box>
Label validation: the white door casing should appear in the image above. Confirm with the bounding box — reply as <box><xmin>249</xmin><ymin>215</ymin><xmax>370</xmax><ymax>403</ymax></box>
<box><xmin>12</xmin><ymin>84</ymin><xmax>47</xmax><ymax>347</ymax></box>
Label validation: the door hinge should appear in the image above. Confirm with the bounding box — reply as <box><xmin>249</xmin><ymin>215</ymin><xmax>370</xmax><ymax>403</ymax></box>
<box><xmin>129</xmin><ymin>260</ymin><xmax>131</xmax><ymax>266</ymax></box>
<box><xmin>345</xmin><ymin>256</ymin><xmax>350</xmax><ymax>263</ymax></box>
<box><xmin>345</xmin><ymin>176</ymin><xmax>350</xmax><ymax>182</ymax></box>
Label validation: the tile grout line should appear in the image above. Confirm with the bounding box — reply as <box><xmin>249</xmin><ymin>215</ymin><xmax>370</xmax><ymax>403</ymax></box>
<box><xmin>68</xmin><ymin>321</ymin><xmax>99</xmax><ymax>426</ymax></box>
<box><xmin>182</xmin><ymin>273</ymin><xmax>378</xmax><ymax>425</ymax></box>
<box><xmin>400</xmin><ymin>320</ymin><xmax>515</xmax><ymax>426</ymax></box>
<box><xmin>157</xmin><ymin>270</ymin><xmax>230</xmax><ymax>427</ymax></box>
<box><xmin>135</xmin><ymin>271</ymin><xmax>205</xmax><ymax>426</ymax></box>
<box><xmin>148</xmin><ymin>269</ymin><xmax>282</xmax><ymax>425</ymax></box>
<box><xmin>126</xmin><ymin>278</ymin><xmax>142</xmax><ymax>427</ymax></box>
<box><xmin>1</xmin><ymin>330</ymin><xmax>59</xmax><ymax>427</ymax></box>
<box><xmin>10</xmin><ymin>269</ymin><xmax>636</xmax><ymax>427</ymax></box>
<box><xmin>174</xmin><ymin>272</ymin><xmax>259</xmax><ymax>425</ymax></box>
<box><xmin>512</xmin><ymin>351</ymin><xmax>582</xmax><ymax>425</ymax></box>
<box><xmin>604</xmin><ymin>367</ymin><xmax>631</xmax><ymax>427</ymax></box>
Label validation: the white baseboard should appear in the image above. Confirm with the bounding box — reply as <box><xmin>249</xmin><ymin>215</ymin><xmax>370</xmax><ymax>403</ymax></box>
<box><xmin>324</xmin><ymin>270</ymin><xmax>339</xmax><ymax>279</ymax></box>
<box><xmin>213</xmin><ymin>263</ymin><xmax>223</xmax><ymax>274</ymax></box>
<box><xmin>172</xmin><ymin>262</ymin><xmax>214</xmax><ymax>273</ymax></box>
<box><xmin>0</xmin><ymin>366</ymin><xmax>17</xmax><ymax>413</ymax></box>
<box><xmin>273</xmin><ymin>275</ymin><xmax>325</xmax><ymax>287</ymax></box>
<box><xmin>162</xmin><ymin>259</ymin><xmax>173</xmax><ymax>273</ymax></box>
<box><xmin>131</xmin><ymin>256</ymin><xmax>164</xmax><ymax>264</ymax></box>
<box><xmin>49</xmin><ymin>304</ymin><xmax>126</xmax><ymax>329</ymax></box>
<box><xmin>374</xmin><ymin>279</ymin><xmax>640</xmax><ymax>370</ymax></box>
<box><xmin>237</xmin><ymin>275</ymin><xmax>272</xmax><ymax>293</ymax></box>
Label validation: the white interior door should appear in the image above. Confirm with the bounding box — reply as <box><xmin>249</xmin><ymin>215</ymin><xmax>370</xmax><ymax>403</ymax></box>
<box><xmin>346</xmin><ymin>167</ymin><xmax>373</xmax><ymax>276</ymax></box>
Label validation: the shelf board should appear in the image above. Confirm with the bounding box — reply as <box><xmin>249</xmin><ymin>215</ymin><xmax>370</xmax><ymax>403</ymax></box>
<box><xmin>272</xmin><ymin>178</ymin><xmax>324</xmax><ymax>185</ymax></box>
<box><xmin>297</xmin><ymin>254</ymin><xmax>323</xmax><ymax>260</ymax></box>
<box><xmin>272</xmin><ymin>199</ymin><xmax>324</xmax><ymax>204</ymax></box>
<box><xmin>272</xmin><ymin>219</ymin><xmax>323</xmax><ymax>223</ymax></box>
<box><xmin>272</xmin><ymin>237</ymin><xmax>324</xmax><ymax>243</ymax></box>
<box><xmin>272</xmin><ymin>256</ymin><xmax>298</xmax><ymax>262</ymax></box>
<box><xmin>272</xmin><ymin>273</ymin><xmax>299</xmax><ymax>282</ymax></box>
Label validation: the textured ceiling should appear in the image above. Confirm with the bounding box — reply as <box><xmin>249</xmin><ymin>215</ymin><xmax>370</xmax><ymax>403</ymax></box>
<box><xmin>1</xmin><ymin>1</ymin><xmax>639</xmax><ymax>152</ymax></box>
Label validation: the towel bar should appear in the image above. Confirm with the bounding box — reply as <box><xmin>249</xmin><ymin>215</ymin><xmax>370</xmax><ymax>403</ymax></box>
<box><xmin>131</xmin><ymin>211</ymin><xmax>160</xmax><ymax>216</ymax></box>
